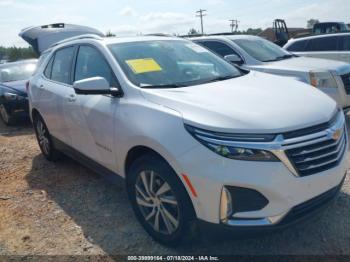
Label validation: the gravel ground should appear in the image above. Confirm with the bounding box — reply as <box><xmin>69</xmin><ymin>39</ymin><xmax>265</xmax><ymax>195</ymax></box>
<box><xmin>0</xmin><ymin>118</ymin><xmax>350</xmax><ymax>256</ymax></box>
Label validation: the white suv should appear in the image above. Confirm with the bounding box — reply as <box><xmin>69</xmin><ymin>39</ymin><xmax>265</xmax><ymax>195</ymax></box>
<box><xmin>192</xmin><ymin>35</ymin><xmax>350</xmax><ymax>110</ymax></box>
<box><xmin>27</xmin><ymin>34</ymin><xmax>348</xmax><ymax>245</ymax></box>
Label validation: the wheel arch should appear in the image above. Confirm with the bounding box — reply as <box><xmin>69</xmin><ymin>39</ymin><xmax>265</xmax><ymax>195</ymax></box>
<box><xmin>31</xmin><ymin>107</ymin><xmax>41</xmax><ymax>121</ymax></box>
<box><xmin>124</xmin><ymin>145</ymin><xmax>198</xmax><ymax>218</ymax></box>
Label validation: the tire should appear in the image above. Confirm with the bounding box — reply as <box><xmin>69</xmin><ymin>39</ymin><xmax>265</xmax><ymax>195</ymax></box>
<box><xmin>0</xmin><ymin>104</ymin><xmax>14</xmax><ymax>126</ymax></box>
<box><xmin>33</xmin><ymin>114</ymin><xmax>61</xmax><ymax>161</ymax></box>
<box><xmin>126</xmin><ymin>153</ymin><xmax>197</xmax><ymax>246</ymax></box>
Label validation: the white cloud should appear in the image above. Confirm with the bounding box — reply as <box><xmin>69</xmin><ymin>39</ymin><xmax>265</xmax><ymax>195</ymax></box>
<box><xmin>119</xmin><ymin>6</ymin><xmax>138</xmax><ymax>17</ymax></box>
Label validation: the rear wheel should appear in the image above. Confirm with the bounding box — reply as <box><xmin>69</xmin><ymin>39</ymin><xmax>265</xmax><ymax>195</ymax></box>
<box><xmin>33</xmin><ymin>115</ymin><xmax>60</xmax><ymax>161</ymax></box>
<box><xmin>126</xmin><ymin>153</ymin><xmax>197</xmax><ymax>246</ymax></box>
<box><xmin>0</xmin><ymin>104</ymin><xmax>14</xmax><ymax>125</ymax></box>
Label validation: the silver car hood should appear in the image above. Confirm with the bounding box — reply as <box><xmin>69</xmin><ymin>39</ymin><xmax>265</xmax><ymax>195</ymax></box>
<box><xmin>142</xmin><ymin>71</ymin><xmax>337</xmax><ymax>134</ymax></box>
<box><xmin>252</xmin><ymin>57</ymin><xmax>350</xmax><ymax>75</ymax></box>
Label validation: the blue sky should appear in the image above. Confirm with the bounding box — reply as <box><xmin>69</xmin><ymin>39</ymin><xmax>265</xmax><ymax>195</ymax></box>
<box><xmin>0</xmin><ymin>0</ymin><xmax>349</xmax><ymax>47</ymax></box>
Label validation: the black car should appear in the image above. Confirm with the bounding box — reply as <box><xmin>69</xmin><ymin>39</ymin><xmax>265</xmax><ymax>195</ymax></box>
<box><xmin>0</xmin><ymin>59</ymin><xmax>37</xmax><ymax>125</ymax></box>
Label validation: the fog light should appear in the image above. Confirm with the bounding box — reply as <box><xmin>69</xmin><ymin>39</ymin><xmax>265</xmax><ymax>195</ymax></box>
<box><xmin>220</xmin><ymin>187</ymin><xmax>233</xmax><ymax>222</ymax></box>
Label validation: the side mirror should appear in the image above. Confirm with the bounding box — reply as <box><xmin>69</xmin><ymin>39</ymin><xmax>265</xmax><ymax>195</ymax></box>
<box><xmin>73</xmin><ymin>77</ymin><xmax>123</xmax><ymax>97</ymax></box>
<box><xmin>224</xmin><ymin>54</ymin><xmax>243</xmax><ymax>65</ymax></box>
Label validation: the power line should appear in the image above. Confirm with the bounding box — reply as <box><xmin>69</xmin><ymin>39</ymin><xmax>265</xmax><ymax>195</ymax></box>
<box><xmin>229</xmin><ymin>19</ymin><xmax>240</xmax><ymax>33</ymax></box>
<box><xmin>196</xmin><ymin>9</ymin><xmax>207</xmax><ymax>35</ymax></box>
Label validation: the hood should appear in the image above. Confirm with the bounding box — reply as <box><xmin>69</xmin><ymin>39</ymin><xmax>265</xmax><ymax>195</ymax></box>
<box><xmin>252</xmin><ymin>57</ymin><xmax>350</xmax><ymax>75</ymax></box>
<box><xmin>141</xmin><ymin>71</ymin><xmax>337</xmax><ymax>134</ymax></box>
<box><xmin>1</xmin><ymin>80</ymin><xmax>28</xmax><ymax>95</ymax></box>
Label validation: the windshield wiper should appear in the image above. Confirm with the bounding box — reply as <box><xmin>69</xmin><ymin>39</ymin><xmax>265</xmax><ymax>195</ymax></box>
<box><xmin>204</xmin><ymin>75</ymin><xmax>237</xmax><ymax>84</ymax></box>
<box><xmin>139</xmin><ymin>83</ymin><xmax>187</xmax><ymax>89</ymax></box>
<box><xmin>263</xmin><ymin>54</ymin><xmax>294</xmax><ymax>62</ymax></box>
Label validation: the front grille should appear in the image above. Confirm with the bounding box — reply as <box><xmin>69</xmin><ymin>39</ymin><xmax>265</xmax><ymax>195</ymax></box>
<box><xmin>286</xmin><ymin>128</ymin><xmax>347</xmax><ymax>177</ymax></box>
<box><xmin>341</xmin><ymin>73</ymin><xmax>350</xmax><ymax>95</ymax></box>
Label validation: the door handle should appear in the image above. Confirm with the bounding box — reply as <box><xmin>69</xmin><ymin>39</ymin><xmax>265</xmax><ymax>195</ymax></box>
<box><xmin>66</xmin><ymin>94</ymin><xmax>77</xmax><ymax>102</ymax></box>
<box><xmin>39</xmin><ymin>85</ymin><xmax>45</xmax><ymax>90</ymax></box>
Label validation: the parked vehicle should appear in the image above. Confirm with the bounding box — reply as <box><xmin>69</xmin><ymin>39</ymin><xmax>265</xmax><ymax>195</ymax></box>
<box><xmin>22</xmin><ymin>29</ymin><xmax>349</xmax><ymax>245</ymax></box>
<box><xmin>284</xmin><ymin>32</ymin><xmax>350</xmax><ymax>65</ymax></box>
<box><xmin>0</xmin><ymin>59</ymin><xmax>37</xmax><ymax>125</ymax></box>
<box><xmin>191</xmin><ymin>35</ymin><xmax>350</xmax><ymax>110</ymax></box>
<box><xmin>313</xmin><ymin>22</ymin><xmax>349</xmax><ymax>35</ymax></box>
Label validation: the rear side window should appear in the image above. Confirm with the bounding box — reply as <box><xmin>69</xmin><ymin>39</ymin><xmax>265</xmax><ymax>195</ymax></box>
<box><xmin>286</xmin><ymin>40</ymin><xmax>308</xmax><ymax>52</ymax></box>
<box><xmin>74</xmin><ymin>45</ymin><xmax>116</xmax><ymax>86</ymax></box>
<box><xmin>51</xmin><ymin>46</ymin><xmax>75</xmax><ymax>84</ymax></box>
<box><xmin>44</xmin><ymin>56</ymin><xmax>54</xmax><ymax>78</ymax></box>
<box><xmin>306</xmin><ymin>37</ymin><xmax>338</xmax><ymax>52</ymax></box>
<box><xmin>340</xmin><ymin>35</ymin><xmax>350</xmax><ymax>51</ymax></box>
<box><xmin>198</xmin><ymin>41</ymin><xmax>240</xmax><ymax>57</ymax></box>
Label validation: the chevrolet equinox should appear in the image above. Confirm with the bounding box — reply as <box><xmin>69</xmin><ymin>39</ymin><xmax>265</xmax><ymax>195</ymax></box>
<box><xmin>27</xmin><ymin>35</ymin><xmax>348</xmax><ymax>245</ymax></box>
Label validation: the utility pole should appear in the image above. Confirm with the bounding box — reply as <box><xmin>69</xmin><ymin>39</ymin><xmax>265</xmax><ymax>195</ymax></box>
<box><xmin>229</xmin><ymin>19</ymin><xmax>240</xmax><ymax>33</ymax></box>
<box><xmin>196</xmin><ymin>9</ymin><xmax>207</xmax><ymax>35</ymax></box>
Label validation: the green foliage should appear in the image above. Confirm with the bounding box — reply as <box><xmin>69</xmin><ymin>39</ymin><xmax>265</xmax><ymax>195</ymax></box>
<box><xmin>0</xmin><ymin>46</ymin><xmax>37</xmax><ymax>62</ymax></box>
<box><xmin>234</xmin><ymin>28</ymin><xmax>263</xmax><ymax>35</ymax></box>
<box><xmin>307</xmin><ymin>19</ymin><xmax>320</xmax><ymax>29</ymax></box>
<box><xmin>106</xmin><ymin>30</ymin><xmax>116</xmax><ymax>37</ymax></box>
<box><xmin>188</xmin><ymin>28</ymin><xmax>200</xmax><ymax>35</ymax></box>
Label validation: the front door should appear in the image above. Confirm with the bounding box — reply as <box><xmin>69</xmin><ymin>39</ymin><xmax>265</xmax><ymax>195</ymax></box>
<box><xmin>63</xmin><ymin>45</ymin><xmax>120</xmax><ymax>172</ymax></box>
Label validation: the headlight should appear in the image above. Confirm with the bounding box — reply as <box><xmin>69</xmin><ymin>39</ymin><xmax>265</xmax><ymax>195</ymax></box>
<box><xmin>185</xmin><ymin>125</ymin><xmax>279</xmax><ymax>162</ymax></box>
<box><xmin>4</xmin><ymin>92</ymin><xmax>25</xmax><ymax>101</ymax></box>
<box><xmin>309</xmin><ymin>71</ymin><xmax>338</xmax><ymax>89</ymax></box>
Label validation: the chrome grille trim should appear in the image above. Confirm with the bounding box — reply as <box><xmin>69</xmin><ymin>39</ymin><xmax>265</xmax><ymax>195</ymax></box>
<box><xmin>293</xmin><ymin>134</ymin><xmax>345</xmax><ymax>164</ymax></box>
<box><xmin>282</xmin><ymin>112</ymin><xmax>347</xmax><ymax>177</ymax></box>
<box><xmin>296</xmin><ymin>136</ymin><xmax>346</xmax><ymax>171</ymax></box>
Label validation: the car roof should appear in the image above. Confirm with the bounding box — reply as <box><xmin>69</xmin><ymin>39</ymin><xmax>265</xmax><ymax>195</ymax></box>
<box><xmin>103</xmin><ymin>35</ymin><xmax>185</xmax><ymax>45</ymax></box>
<box><xmin>48</xmin><ymin>35</ymin><xmax>187</xmax><ymax>52</ymax></box>
<box><xmin>190</xmin><ymin>35</ymin><xmax>262</xmax><ymax>41</ymax></box>
<box><xmin>289</xmin><ymin>32</ymin><xmax>350</xmax><ymax>42</ymax></box>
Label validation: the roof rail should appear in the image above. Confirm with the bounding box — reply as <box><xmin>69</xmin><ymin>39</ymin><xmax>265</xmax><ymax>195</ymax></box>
<box><xmin>49</xmin><ymin>34</ymin><xmax>104</xmax><ymax>48</ymax></box>
<box><xmin>292</xmin><ymin>30</ymin><xmax>350</xmax><ymax>39</ymax></box>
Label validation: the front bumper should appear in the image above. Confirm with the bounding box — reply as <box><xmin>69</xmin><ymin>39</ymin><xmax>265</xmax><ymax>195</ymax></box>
<box><xmin>198</xmin><ymin>174</ymin><xmax>345</xmax><ymax>236</ymax></box>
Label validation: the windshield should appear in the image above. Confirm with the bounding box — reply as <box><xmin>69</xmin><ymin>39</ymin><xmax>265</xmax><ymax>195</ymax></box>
<box><xmin>232</xmin><ymin>38</ymin><xmax>292</xmax><ymax>62</ymax></box>
<box><xmin>108</xmin><ymin>40</ymin><xmax>242</xmax><ymax>88</ymax></box>
<box><xmin>0</xmin><ymin>62</ymin><xmax>36</xmax><ymax>82</ymax></box>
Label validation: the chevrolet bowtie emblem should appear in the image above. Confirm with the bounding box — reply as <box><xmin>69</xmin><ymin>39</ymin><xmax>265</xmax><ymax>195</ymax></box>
<box><xmin>332</xmin><ymin>129</ymin><xmax>342</xmax><ymax>141</ymax></box>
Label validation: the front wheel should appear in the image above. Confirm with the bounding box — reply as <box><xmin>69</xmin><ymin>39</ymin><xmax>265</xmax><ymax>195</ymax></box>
<box><xmin>126</xmin><ymin>154</ymin><xmax>197</xmax><ymax>246</ymax></box>
<box><xmin>33</xmin><ymin>115</ymin><xmax>60</xmax><ymax>161</ymax></box>
<box><xmin>0</xmin><ymin>104</ymin><xmax>14</xmax><ymax>126</ymax></box>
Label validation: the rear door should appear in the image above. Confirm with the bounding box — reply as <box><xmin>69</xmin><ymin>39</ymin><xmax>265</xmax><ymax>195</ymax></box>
<box><xmin>338</xmin><ymin>35</ymin><xmax>350</xmax><ymax>64</ymax></box>
<box><xmin>36</xmin><ymin>45</ymin><xmax>77</xmax><ymax>145</ymax></box>
<box><xmin>64</xmin><ymin>44</ymin><xmax>120</xmax><ymax>171</ymax></box>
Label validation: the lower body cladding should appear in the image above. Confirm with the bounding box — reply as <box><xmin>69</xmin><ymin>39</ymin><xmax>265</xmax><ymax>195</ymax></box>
<box><xmin>176</xmin><ymin>143</ymin><xmax>348</xmax><ymax>231</ymax></box>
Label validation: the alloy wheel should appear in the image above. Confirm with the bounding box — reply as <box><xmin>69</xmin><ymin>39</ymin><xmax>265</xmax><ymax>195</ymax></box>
<box><xmin>36</xmin><ymin>119</ymin><xmax>50</xmax><ymax>155</ymax></box>
<box><xmin>135</xmin><ymin>170</ymin><xmax>180</xmax><ymax>235</ymax></box>
<box><xmin>0</xmin><ymin>104</ymin><xmax>9</xmax><ymax>124</ymax></box>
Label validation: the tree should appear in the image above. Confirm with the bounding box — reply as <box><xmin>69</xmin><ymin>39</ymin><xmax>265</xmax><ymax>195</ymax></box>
<box><xmin>307</xmin><ymin>19</ymin><xmax>320</xmax><ymax>29</ymax></box>
<box><xmin>0</xmin><ymin>46</ymin><xmax>37</xmax><ymax>61</ymax></box>
<box><xmin>106</xmin><ymin>30</ymin><xmax>116</xmax><ymax>37</ymax></box>
<box><xmin>188</xmin><ymin>28</ymin><xmax>199</xmax><ymax>35</ymax></box>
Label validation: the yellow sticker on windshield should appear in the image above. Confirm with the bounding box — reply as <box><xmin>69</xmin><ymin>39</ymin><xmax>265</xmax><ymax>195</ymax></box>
<box><xmin>126</xmin><ymin>58</ymin><xmax>162</xmax><ymax>74</ymax></box>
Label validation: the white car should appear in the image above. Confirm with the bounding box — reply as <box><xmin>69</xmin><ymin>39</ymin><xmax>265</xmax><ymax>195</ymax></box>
<box><xmin>25</xmin><ymin>34</ymin><xmax>348</xmax><ymax>245</ymax></box>
<box><xmin>284</xmin><ymin>32</ymin><xmax>350</xmax><ymax>64</ymax></box>
<box><xmin>192</xmin><ymin>35</ymin><xmax>350</xmax><ymax>110</ymax></box>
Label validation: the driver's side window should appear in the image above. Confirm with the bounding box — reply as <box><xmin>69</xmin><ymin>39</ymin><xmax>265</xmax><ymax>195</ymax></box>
<box><xmin>199</xmin><ymin>41</ymin><xmax>241</xmax><ymax>58</ymax></box>
<box><xmin>74</xmin><ymin>45</ymin><xmax>118</xmax><ymax>87</ymax></box>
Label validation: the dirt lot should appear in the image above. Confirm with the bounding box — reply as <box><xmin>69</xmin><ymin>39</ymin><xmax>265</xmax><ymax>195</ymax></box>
<box><xmin>0</xmin><ymin>119</ymin><xmax>350</xmax><ymax>257</ymax></box>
